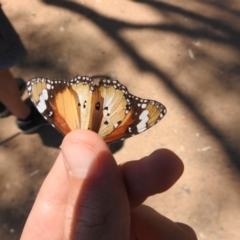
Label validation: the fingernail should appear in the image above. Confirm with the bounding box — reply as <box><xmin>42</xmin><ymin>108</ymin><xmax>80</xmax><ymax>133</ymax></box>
<box><xmin>62</xmin><ymin>141</ymin><xmax>99</xmax><ymax>178</ymax></box>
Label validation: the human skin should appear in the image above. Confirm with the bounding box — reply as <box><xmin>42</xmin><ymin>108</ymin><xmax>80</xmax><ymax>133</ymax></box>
<box><xmin>21</xmin><ymin>129</ymin><xmax>197</xmax><ymax>240</ymax></box>
<box><xmin>0</xmin><ymin>69</ymin><xmax>30</xmax><ymax>119</ymax></box>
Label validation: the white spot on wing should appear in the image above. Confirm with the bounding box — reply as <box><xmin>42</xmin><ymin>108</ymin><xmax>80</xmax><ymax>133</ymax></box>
<box><xmin>42</xmin><ymin>89</ymin><xmax>48</xmax><ymax>99</ymax></box>
<box><xmin>136</xmin><ymin>110</ymin><xmax>149</xmax><ymax>133</ymax></box>
<box><xmin>104</xmin><ymin>95</ymin><xmax>114</xmax><ymax>108</ymax></box>
<box><xmin>37</xmin><ymin>89</ymin><xmax>48</xmax><ymax>113</ymax></box>
<box><xmin>141</xmin><ymin>103</ymin><xmax>147</xmax><ymax>109</ymax></box>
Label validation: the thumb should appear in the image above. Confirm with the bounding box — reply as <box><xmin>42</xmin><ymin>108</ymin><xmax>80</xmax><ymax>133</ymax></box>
<box><xmin>61</xmin><ymin>130</ymin><xmax>130</xmax><ymax>240</ymax></box>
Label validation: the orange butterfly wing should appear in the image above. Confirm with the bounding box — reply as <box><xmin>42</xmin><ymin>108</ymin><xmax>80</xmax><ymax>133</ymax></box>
<box><xmin>27</xmin><ymin>76</ymin><xmax>167</xmax><ymax>143</ymax></box>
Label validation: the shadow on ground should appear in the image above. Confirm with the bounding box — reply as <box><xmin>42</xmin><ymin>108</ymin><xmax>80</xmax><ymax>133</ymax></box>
<box><xmin>36</xmin><ymin>0</ymin><xmax>240</xmax><ymax>169</ymax></box>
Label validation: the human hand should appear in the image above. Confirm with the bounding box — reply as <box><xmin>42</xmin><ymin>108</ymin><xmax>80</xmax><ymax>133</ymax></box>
<box><xmin>21</xmin><ymin>129</ymin><xmax>197</xmax><ymax>240</ymax></box>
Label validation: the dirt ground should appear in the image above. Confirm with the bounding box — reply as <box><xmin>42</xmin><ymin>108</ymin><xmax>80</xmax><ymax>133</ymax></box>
<box><xmin>0</xmin><ymin>0</ymin><xmax>240</xmax><ymax>239</ymax></box>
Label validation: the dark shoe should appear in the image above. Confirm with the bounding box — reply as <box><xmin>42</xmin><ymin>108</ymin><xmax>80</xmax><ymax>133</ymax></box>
<box><xmin>0</xmin><ymin>78</ymin><xmax>26</xmax><ymax>117</ymax></box>
<box><xmin>0</xmin><ymin>103</ymin><xmax>9</xmax><ymax>117</ymax></box>
<box><xmin>16</xmin><ymin>106</ymin><xmax>50</xmax><ymax>133</ymax></box>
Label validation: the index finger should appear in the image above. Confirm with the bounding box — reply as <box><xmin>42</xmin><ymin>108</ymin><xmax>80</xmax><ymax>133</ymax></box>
<box><xmin>120</xmin><ymin>149</ymin><xmax>184</xmax><ymax>208</ymax></box>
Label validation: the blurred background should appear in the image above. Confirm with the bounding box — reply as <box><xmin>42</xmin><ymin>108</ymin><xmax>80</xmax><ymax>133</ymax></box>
<box><xmin>0</xmin><ymin>0</ymin><xmax>240</xmax><ymax>239</ymax></box>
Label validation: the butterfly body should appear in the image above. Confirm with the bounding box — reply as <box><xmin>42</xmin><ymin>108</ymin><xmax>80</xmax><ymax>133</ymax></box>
<box><xmin>27</xmin><ymin>76</ymin><xmax>167</xmax><ymax>143</ymax></box>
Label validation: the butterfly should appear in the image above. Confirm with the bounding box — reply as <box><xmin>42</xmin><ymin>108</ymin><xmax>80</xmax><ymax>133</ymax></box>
<box><xmin>27</xmin><ymin>75</ymin><xmax>167</xmax><ymax>143</ymax></box>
